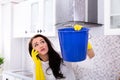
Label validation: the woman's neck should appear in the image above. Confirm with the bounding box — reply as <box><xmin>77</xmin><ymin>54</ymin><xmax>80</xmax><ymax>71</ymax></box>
<box><xmin>38</xmin><ymin>54</ymin><xmax>49</xmax><ymax>62</ymax></box>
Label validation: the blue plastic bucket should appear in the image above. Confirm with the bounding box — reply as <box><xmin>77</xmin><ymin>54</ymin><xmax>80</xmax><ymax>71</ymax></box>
<box><xmin>58</xmin><ymin>27</ymin><xmax>89</xmax><ymax>62</ymax></box>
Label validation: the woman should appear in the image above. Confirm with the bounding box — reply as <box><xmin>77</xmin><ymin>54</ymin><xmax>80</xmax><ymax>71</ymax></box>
<box><xmin>28</xmin><ymin>34</ymin><xmax>76</xmax><ymax>80</ymax></box>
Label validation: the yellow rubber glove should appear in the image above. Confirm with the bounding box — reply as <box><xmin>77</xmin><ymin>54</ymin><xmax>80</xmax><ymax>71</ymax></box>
<box><xmin>74</xmin><ymin>24</ymin><xmax>83</xmax><ymax>31</ymax></box>
<box><xmin>87</xmin><ymin>42</ymin><xmax>92</xmax><ymax>49</ymax></box>
<box><xmin>31</xmin><ymin>49</ymin><xmax>45</xmax><ymax>80</ymax></box>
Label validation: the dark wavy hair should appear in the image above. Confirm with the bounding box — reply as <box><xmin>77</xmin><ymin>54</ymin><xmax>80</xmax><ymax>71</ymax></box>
<box><xmin>28</xmin><ymin>34</ymin><xmax>65</xmax><ymax>79</ymax></box>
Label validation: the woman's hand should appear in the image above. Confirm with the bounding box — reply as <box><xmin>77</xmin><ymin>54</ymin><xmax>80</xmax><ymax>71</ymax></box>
<box><xmin>31</xmin><ymin>49</ymin><xmax>39</xmax><ymax>64</ymax></box>
<box><xmin>87</xmin><ymin>42</ymin><xmax>95</xmax><ymax>59</ymax></box>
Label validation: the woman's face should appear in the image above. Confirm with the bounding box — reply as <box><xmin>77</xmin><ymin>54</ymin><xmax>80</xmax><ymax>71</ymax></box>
<box><xmin>32</xmin><ymin>37</ymin><xmax>49</xmax><ymax>56</ymax></box>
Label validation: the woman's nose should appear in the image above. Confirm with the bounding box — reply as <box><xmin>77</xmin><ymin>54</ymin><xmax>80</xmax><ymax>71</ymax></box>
<box><xmin>39</xmin><ymin>44</ymin><xmax>43</xmax><ymax>48</ymax></box>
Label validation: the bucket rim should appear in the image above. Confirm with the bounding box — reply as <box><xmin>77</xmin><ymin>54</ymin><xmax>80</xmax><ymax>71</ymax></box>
<box><xmin>58</xmin><ymin>27</ymin><xmax>89</xmax><ymax>32</ymax></box>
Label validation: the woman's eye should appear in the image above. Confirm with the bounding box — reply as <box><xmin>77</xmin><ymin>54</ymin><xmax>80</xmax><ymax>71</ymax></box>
<box><xmin>41</xmin><ymin>41</ymin><xmax>45</xmax><ymax>43</ymax></box>
<box><xmin>40</xmin><ymin>40</ymin><xmax>45</xmax><ymax>44</ymax></box>
<box><xmin>34</xmin><ymin>44</ymin><xmax>38</xmax><ymax>47</ymax></box>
